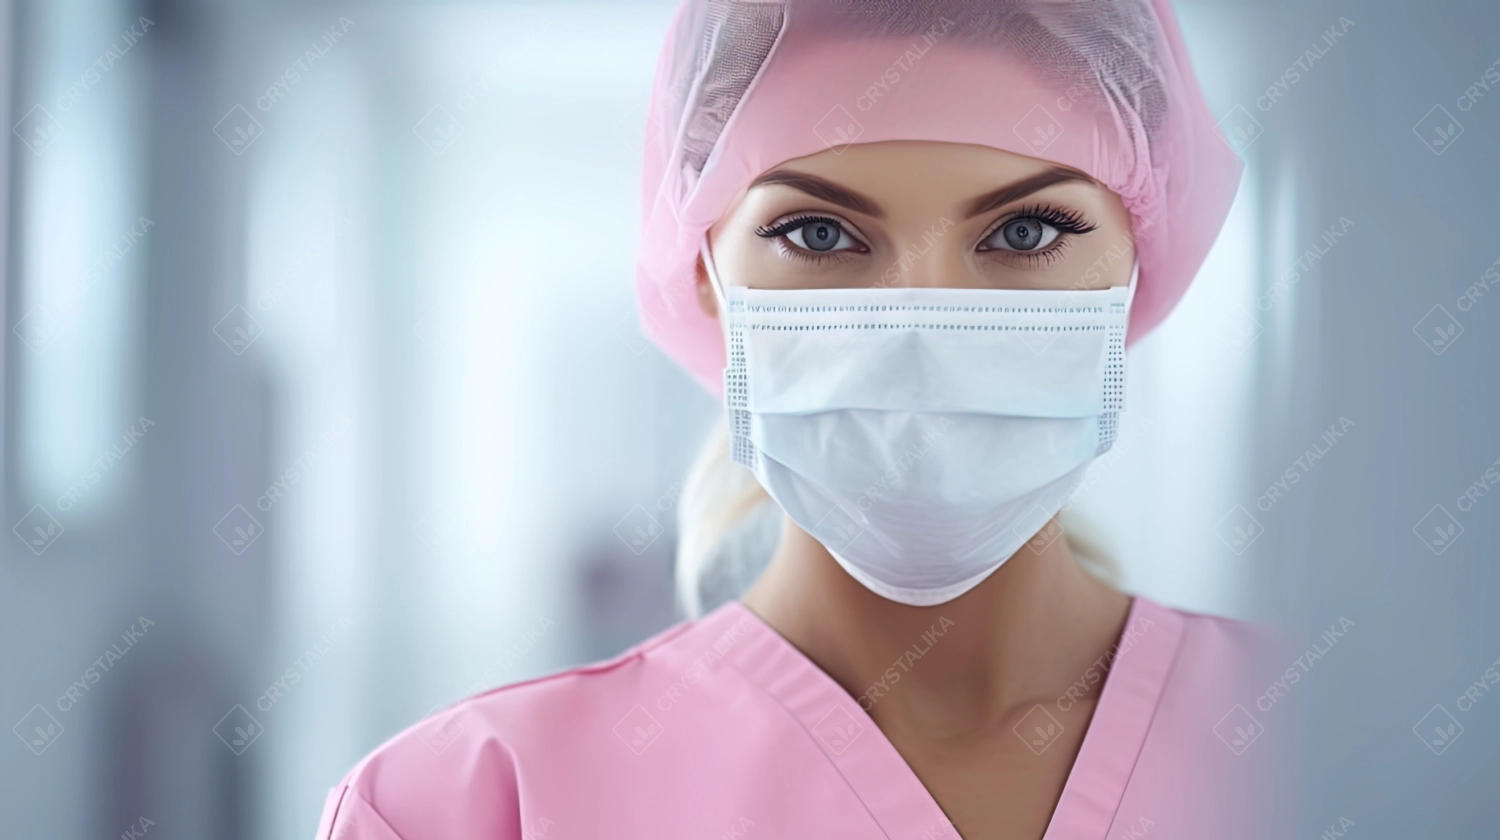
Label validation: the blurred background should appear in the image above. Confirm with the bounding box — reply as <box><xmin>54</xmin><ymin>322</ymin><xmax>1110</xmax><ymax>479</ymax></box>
<box><xmin>1</xmin><ymin>0</ymin><xmax>1496</xmax><ymax>837</ymax></box>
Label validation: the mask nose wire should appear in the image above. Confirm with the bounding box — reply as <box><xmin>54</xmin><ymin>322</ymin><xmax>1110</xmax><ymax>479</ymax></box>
<box><xmin>702</xmin><ymin>232</ymin><xmax>1140</xmax><ymax>331</ymax></box>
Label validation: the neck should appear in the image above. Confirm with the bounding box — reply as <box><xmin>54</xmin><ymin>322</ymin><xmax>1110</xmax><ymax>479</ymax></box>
<box><xmin>741</xmin><ymin>514</ymin><xmax>1131</xmax><ymax>738</ymax></box>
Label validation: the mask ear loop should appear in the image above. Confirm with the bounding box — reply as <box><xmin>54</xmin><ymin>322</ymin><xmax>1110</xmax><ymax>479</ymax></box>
<box><xmin>1117</xmin><ymin>258</ymin><xmax>1142</xmax><ymax>346</ymax></box>
<box><xmin>700</xmin><ymin>234</ymin><xmax>732</xmax><ymax>346</ymax></box>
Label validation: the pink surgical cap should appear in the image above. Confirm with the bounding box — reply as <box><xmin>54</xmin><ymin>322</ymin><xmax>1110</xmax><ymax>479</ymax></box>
<box><xmin>634</xmin><ymin>0</ymin><xmax>1244</xmax><ymax>399</ymax></box>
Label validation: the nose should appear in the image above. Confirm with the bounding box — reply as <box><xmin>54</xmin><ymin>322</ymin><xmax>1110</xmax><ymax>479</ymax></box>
<box><xmin>880</xmin><ymin>221</ymin><xmax>967</xmax><ymax>289</ymax></box>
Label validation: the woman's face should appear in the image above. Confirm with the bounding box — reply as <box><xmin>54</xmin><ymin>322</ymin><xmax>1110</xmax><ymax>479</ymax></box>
<box><xmin>697</xmin><ymin>140</ymin><xmax>1135</xmax><ymax>315</ymax></box>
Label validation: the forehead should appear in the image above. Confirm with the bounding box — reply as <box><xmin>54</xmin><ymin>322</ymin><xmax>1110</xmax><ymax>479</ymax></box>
<box><xmin>741</xmin><ymin>139</ymin><xmax>1113</xmax><ymax>214</ymax></box>
<box><xmin>771</xmin><ymin>139</ymin><xmax>1059</xmax><ymax>177</ymax></box>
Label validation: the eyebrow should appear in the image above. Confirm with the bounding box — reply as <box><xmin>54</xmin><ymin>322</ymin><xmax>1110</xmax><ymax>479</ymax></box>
<box><xmin>748</xmin><ymin>165</ymin><xmax>1096</xmax><ymax>222</ymax></box>
<box><xmin>748</xmin><ymin>170</ymin><xmax>885</xmax><ymax>219</ymax></box>
<box><xmin>960</xmin><ymin>167</ymin><xmax>1096</xmax><ymax>219</ymax></box>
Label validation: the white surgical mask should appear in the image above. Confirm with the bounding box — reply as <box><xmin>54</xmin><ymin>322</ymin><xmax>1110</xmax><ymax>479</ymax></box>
<box><xmin>704</xmin><ymin>240</ymin><xmax>1135</xmax><ymax>607</ymax></box>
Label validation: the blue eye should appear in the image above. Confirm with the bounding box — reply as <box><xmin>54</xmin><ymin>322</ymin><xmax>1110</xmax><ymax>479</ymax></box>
<box><xmin>978</xmin><ymin>204</ymin><xmax>1098</xmax><ymax>256</ymax></box>
<box><xmin>755</xmin><ymin>215</ymin><xmax>866</xmax><ymax>256</ymax></box>
<box><xmin>987</xmin><ymin>219</ymin><xmax>1060</xmax><ymax>252</ymax></box>
<box><xmin>788</xmin><ymin>219</ymin><xmax>849</xmax><ymax>252</ymax></box>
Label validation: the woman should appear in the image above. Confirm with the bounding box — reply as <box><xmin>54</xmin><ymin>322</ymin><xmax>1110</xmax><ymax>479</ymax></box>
<box><xmin>316</xmin><ymin>2</ymin><xmax>1293</xmax><ymax>838</ymax></box>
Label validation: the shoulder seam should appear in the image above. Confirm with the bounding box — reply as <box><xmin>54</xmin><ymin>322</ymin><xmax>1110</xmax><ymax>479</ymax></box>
<box><xmin>319</xmin><ymin>784</ymin><xmax>349</xmax><ymax>840</ymax></box>
<box><xmin>455</xmin><ymin>616</ymin><xmax>701</xmax><ymax>708</ymax></box>
<box><xmin>331</xmin><ymin>786</ymin><xmax>409</xmax><ymax>840</ymax></box>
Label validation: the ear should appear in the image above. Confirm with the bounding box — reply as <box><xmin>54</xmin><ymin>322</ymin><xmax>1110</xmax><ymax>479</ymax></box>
<box><xmin>694</xmin><ymin>253</ymin><xmax>719</xmax><ymax>319</ymax></box>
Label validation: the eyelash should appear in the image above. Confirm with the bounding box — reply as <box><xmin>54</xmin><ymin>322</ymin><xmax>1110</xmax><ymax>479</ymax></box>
<box><xmin>977</xmin><ymin>203</ymin><xmax>1098</xmax><ymax>267</ymax></box>
<box><xmin>996</xmin><ymin>203</ymin><xmax>1098</xmax><ymax>237</ymax></box>
<box><xmin>755</xmin><ymin>214</ymin><xmax>835</xmax><ymax>239</ymax></box>
<box><xmin>754</xmin><ymin>214</ymin><xmax>867</xmax><ymax>264</ymax></box>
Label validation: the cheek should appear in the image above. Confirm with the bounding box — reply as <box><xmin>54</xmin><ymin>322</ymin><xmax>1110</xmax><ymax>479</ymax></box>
<box><xmin>1075</xmin><ymin>221</ymin><xmax>1137</xmax><ymax>288</ymax></box>
<box><xmin>712</xmin><ymin>227</ymin><xmax>799</xmax><ymax>290</ymax></box>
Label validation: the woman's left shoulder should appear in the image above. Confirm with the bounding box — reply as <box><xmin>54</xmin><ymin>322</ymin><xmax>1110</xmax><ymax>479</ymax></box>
<box><xmin>1131</xmin><ymin>596</ymin><xmax>1290</xmax><ymax>675</ymax></box>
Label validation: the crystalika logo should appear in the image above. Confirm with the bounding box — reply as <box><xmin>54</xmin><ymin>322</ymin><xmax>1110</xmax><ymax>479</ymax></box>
<box><xmin>13</xmin><ymin>504</ymin><xmax>64</xmax><ymax>554</ymax></box>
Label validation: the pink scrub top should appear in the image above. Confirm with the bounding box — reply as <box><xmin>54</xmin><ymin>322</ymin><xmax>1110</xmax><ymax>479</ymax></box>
<box><xmin>315</xmin><ymin>596</ymin><xmax>1294</xmax><ymax>839</ymax></box>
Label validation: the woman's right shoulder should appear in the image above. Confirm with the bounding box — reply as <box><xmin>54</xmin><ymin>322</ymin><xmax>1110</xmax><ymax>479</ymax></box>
<box><xmin>314</xmin><ymin>613</ymin><xmax>715</xmax><ymax>840</ymax></box>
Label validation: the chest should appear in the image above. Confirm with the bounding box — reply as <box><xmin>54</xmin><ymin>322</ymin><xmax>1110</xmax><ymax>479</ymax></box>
<box><xmin>884</xmin><ymin>709</ymin><xmax>1093</xmax><ymax>840</ymax></box>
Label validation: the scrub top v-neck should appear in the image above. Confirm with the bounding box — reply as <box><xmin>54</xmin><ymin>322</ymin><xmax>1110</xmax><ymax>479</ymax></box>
<box><xmin>316</xmin><ymin>596</ymin><xmax>1293</xmax><ymax>840</ymax></box>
